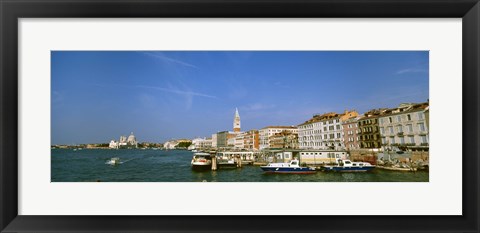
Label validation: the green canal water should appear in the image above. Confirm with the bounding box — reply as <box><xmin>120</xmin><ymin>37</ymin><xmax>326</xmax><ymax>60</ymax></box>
<box><xmin>51</xmin><ymin>149</ymin><xmax>429</xmax><ymax>182</ymax></box>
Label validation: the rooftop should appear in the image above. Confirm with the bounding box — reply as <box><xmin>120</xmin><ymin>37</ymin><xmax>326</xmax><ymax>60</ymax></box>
<box><xmin>261</xmin><ymin>125</ymin><xmax>297</xmax><ymax>129</ymax></box>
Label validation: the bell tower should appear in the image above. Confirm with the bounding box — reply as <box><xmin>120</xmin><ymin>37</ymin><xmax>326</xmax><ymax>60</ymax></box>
<box><xmin>233</xmin><ymin>108</ymin><xmax>241</xmax><ymax>132</ymax></box>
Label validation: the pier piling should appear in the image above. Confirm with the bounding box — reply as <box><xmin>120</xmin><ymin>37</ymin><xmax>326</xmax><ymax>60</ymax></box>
<box><xmin>211</xmin><ymin>156</ymin><xmax>217</xmax><ymax>171</ymax></box>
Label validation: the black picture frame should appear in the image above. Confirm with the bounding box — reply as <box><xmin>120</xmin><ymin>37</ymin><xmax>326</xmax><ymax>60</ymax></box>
<box><xmin>1</xmin><ymin>0</ymin><xmax>479</xmax><ymax>232</ymax></box>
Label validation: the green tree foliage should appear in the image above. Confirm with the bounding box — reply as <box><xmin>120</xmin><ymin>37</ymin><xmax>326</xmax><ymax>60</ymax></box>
<box><xmin>176</xmin><ymin>141</ymin><xmax>192</xmax><ymax>148</ymax></box>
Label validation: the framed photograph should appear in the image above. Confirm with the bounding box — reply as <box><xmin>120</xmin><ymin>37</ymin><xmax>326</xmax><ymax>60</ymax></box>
<box><xmin>1</xmin><ymin>0</ymin><xmax>478</xmax><ymax>232</ymax></box>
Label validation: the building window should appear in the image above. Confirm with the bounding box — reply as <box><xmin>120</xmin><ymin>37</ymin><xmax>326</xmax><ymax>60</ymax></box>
<box><xmin>336</xmin><ymin>125</ymin><xmax>340</xmax><ymax>130</ymax></box>
<box><xmin>407</xmin><ymin>124</ymin><xmax>413</xmax><ymax>132</ymax></box>
<box><xmin>388</xmin><ymin>126</ymin><xmax>394</xmax><ymax>134</ymax></box>
<box><xmin>389</xmin><ymin>117</ymin><xmax>392</xmax><ymax>123</ymax></box>
<box><xmin>407</xmin><ymin>114</ymin><xmax>411</xmax><ymax>121</ymax></box>
<box><xmin>409</xmin><ymin>136</ymin><xmax>415</xmax><ymax>144</ymax></box>
<box><xmin>380</xmin><ymin>127</ymin><xmax>385</xmax><ymax>134</ymax></box>
<box><xmin>421</xmin><ymin>135</ymin><xmax>428</xmax><ymax>143</ymax></box>
<box><xmin>337</xmin><ymin>133</ymin><xmax>341</xmax><ymax>138</ymax></box>
<box><xmin>418</xmin><ymin>123</ymin><xmax>426</xmax><ymax>132</ymax></box>
<box><xmin>390</xmin><ymin>136</ymin><xmax>395</xmax><ymax>144</ymax></box>
<box><xmin>418</xmin><ymin>112</ymin><xmax>424</xmax><ymax>120</ymax></box>
<box><xmin>399</xmin><ymin>137</ymin><xmax>405</xmax><ymax>144</ymax></box>
<box><xmin>397</xmin><ymin>115</ymin><xmax>401</xmax><ymax>122</ymax></box>
<box><xmin>397</xmin><ymin>125</ymin><xmax>403</xmax><ymax>133</ymax></box>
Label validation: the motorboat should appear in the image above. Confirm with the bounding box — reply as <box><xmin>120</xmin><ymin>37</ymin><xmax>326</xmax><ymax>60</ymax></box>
<box><xmin>323</xmin><ymin>159</ymin><xmax>375</xmax><ymax>172</ymax></box>
<box><xmin>217</xmin><ymin>158</ymin><xmax>237</xmax><ymax>169</ymax></box>
<box><xmin>191</xmin><ymin>153</ymin><xmax>212</xmax><ymax>171</ymax></box>
<box><xmin>260</xmin><ymin>159</ymin><xmax>316</xmax><ymax>174</ymax></box>
<box><xmin>106</xmin><ymin>157</ymin><xmax>121</xmax><ymax>165</ymax></box>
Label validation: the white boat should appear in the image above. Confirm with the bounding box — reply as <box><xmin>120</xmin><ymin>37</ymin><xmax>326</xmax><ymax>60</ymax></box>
<box><xmin>106</xmin><ymin>157</ymin><xmax>121</xmax><ymax>165</ymax></box>
<box><xmin>191</xmin><ymin>153</ymin><xmax>212</xmax><ymax>171</ymax></box>
<box><xmin>217</xmin><ymin>158</ymin><xmax>237</xmax><ymax>169</ymax></box>
<box><xmin>376</xmin><ymin>165</ymin><xmax>417</xmax><ymax>172</ymax></box>
<box><xmin>323</xmin><ymin>159</ymin><xmax>375</xmax><ymax>172</ymax></box>
<box><xmin>260</xmin><ymin>159</ymin><xmax>316</xmax><ymax>174</ymax></box>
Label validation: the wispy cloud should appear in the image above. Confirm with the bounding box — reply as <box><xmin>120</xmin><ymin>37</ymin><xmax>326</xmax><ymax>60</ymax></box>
<box><xmin>395</xmin><ymin>68</ymin><xmax>428</xmax><ymax>75</ymax></box>
<box><xmin>136</xmin><ymin>85</ymin><xmax>216</xmax><ymax>99</ymax></box>
<box><xmin>142</xmin><ymin>52</ymin><xmax>198</xmax><ymax>69</ymax></box>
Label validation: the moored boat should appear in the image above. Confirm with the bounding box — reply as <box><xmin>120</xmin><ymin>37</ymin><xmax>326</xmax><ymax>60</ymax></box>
<box><xmin>376</xmin><ymin>165</ymin><xmax>417</xmax><ymax>172</ymax></box>
<box><xmin>322</xmin><ymin>159</ymin><xmax>375</xmax><ymax>172</ymax></box>
<box><xmin>217</xmin><ymin>158</ymin><xmax>237</xmax><ymax>169</ymax></box>
<box><xmin>260</xmin><ymin>159</ymin><xmax>316</xmax><ymax>174</ymax></box>
<box><xmin>191</xmin><ymin>153</ymin><xmax>212</xmax><ymax>171</ymax></box>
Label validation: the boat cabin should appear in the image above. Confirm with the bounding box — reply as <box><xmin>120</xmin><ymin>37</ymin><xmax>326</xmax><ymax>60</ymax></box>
<box><xmin>336</xmin><ymin>159</ymin><xmax>372</xmax><ymax>167</ymax></box>
<box><xmin>265</xmin><ymin>159</ymin><xmax>301</xmax><ymax>168</ymax></box>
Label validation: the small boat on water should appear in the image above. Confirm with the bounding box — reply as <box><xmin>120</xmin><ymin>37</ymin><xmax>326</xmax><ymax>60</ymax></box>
<box><xmin>191</xmin><ymin>153</ymin><xmax>212</xmax><ymax>171</ymax></box>
<box><xmin>323</xmin><ymin>159</ymin><xmax>375</xmax><ymax>172</ymax></box>
<box><xmin>106</xmin><ymin>157</ymin><xmax>121</xmax><ymax>165</ymax></box>
<box><xmin>376</xmin><ymin>165</ymin><xmax>417</xmax><ymax>172</ymax></box>
<box><xmin>260</xmin><ymin>159</ymin><xmax>316</xmax><ymax>174</ymax></box>
<box><xmin>217</xmin><ymin>158</ymin><xmax>237</xmax><ymax>169</ymax></box>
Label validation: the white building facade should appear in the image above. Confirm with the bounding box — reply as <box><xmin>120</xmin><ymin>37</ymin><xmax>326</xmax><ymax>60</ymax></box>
<box><xmin>259</xmin><ymin>126</ymin><xmax>298</xmax><ymax>150</ymax></box>
<box><xmin>298</xmin><ymin>111</ymin><xmax>358</xmax><ymax>150</ymax></box>
<box><xmin>211</xmin><ymin>133</ymin><xmax>217</xmax><ymax>148</ymax></box>
<box><xmin>234</xmin><ymin>132</ymin><xmax>246</xmax><ymax>149</ymax></box>
<box><xmin>378</xmin><ymin>103</ymin><xmax>429</xmax><ymax>149</ymax></box>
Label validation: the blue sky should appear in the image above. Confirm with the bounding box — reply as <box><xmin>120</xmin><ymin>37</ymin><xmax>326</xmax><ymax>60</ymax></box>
<box><xmin>51</xmin><ymin>51</ymin><xmax>428</xmax><ymax>144</ymax></box>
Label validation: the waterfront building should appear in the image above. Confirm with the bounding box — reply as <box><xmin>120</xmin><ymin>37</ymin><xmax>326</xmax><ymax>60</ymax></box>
<box><xmin>233</xmin><ymin>107</ymin><xmax>241</xmax><ymax>133</ymax></box>
<box><xmin>357</xmin><ymin>109</ymin><xmax>386</xmax><ymax>149</ymax></box>
<box><xmin>109</xmin><ymin>132</ymin><xmax>138</xmax><ymax>149</ymax></box>
<box><xmin>378</xmin><ymin>102</ymin><xmax>429</xmax><ymax>151</ymax></box>
<box><xmin>189</xmin><ymin>137</ymin><xmax>213</xmax><ymax>150</ymax></box>
<box><xmin>127</xmin><ymin>132</ymin><xmax>138</xmax><ymax>148</ymax></box>
<box><xmin>259</xmin><ymin>126</ymin><xmax>298</xmax><ymax>150</ymax></box>
<box><xmin>297</xmin><ymin>110</ymin><xmax>358</xmax><ymax>150</ymax></box>
<box><xmin>211</xmin><ymin>133</ymin><xmax>218</xmax><ymax>148</ymax></box>
<box><xmin>190</xmin><ymin>138</ymin><xmax>205</xmax><ymax>149</ymax></box>
<box><xmin>342</xmin><ymin>116</ymin><xmax>361</xmax><ymax>150</ymax></box>
<box><xmin>234</xmin><ymin>132</ymin><xmax>246</xmax><ymax>149</ymax></box>
<box><xmin>119</xmin><ymin>135</ymin><xmax>127</xmax><ymax>146</ymax></box>
<box><xmin>191</xmin><ymin>137</ymin><xmax>205</xmax><ymax>149</ymax></box>
<box><xmin>216</xmin><ymin>131</ymin><xmax>237</xmax><ymax>148</ymax></box>
<box><xmin>199</xmin><ymin>138</ymin><xmax>212</xmax><ymax>149</ymax></box>
<box><xmin>244</xmin><ymin>129</ymin><xmax>259</xmax><ymax>150</ymax></box>
<box><xmin>109</xmin><ymin>140</ymin><xmax>118</xmax><ymax>149</ymax></box>
<box><xmin>269</xmin><ymin>130</ymin><xmax>299</xmax><ymax>149</ymax></box>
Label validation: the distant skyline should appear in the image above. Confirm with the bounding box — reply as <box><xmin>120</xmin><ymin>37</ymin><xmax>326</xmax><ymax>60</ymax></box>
<box><xmin>51</xmin><ymin>51</ymin><xmax>429</xmax><ymax>144</ymax></box>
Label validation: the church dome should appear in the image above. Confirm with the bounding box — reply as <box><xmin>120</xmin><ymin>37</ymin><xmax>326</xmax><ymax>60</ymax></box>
<box><xmin>127</xmin><ymin>132</ymin><xmax>136</xmax><ymax>143</ymax></box>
